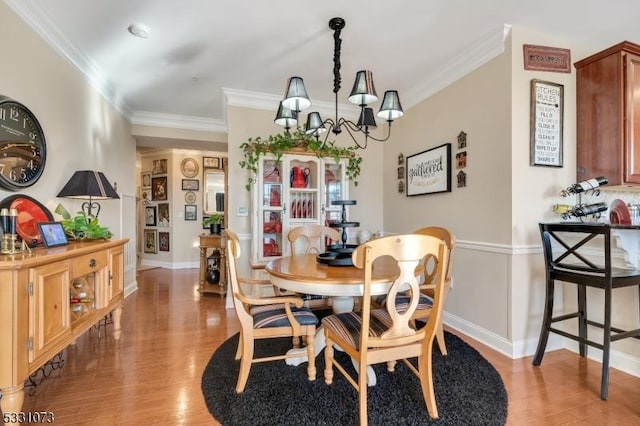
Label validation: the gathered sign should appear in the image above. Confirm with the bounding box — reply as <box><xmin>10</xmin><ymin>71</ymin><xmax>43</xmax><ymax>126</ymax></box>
<box><xmin>406</xmin><ymin>143</ymin><xmax>452</xmax><ymax>196</ymax></box>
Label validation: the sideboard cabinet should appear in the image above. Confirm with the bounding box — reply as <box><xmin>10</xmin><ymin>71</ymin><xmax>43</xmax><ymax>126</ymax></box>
<box><xmin>575</xmin><ymin>41</ymin><xmax>640</xmax><ymax>185</ymax></box>
<box><xmin>0</xmin><ymin>239</ymin><xmax>127</xmax><ymax>416</ymax></box>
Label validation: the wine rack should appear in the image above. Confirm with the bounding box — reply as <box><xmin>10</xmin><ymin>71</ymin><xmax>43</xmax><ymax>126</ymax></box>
<box><xmin>554</xmin><ymin>176</ymin><xmax>609</xmax><ymax>221</ymax></box>
<box><xmin>70</xmin><ymin>274</ymin><xmax>96</xmax><ymax>323</ymax></box>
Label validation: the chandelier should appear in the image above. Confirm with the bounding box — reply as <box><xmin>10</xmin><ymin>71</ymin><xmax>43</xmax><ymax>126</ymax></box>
<box><xmin>274</xmin><ymin>17</ymin><xmax>404</xmax><ymax>149</ymax></box>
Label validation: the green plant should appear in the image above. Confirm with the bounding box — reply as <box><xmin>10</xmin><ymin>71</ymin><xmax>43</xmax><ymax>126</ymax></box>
<box><xmin>203</xmin><ymin>213</ymin><xmax>224</xmax><ymax>227</ymax></box>
<box><xmin>55</xmin><ymin>204</ymin><xmax>113</xmax><ymax>240</ymax></box>
<box><xmin>239</xmin><ymin>128</ymin><xmax>362</xmax><ymax>191</ymax></box>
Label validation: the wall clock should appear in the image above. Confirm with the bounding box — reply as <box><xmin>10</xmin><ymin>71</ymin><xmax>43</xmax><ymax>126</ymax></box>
<box><xmin>180</xmin><ymin>158</ymin><xmax>199</xmax><ymax>178</ymax></box>
<box><xmin>0</xmin><ymin>96</ymin><xmax>47</xmax><ymax>191</ymax></box>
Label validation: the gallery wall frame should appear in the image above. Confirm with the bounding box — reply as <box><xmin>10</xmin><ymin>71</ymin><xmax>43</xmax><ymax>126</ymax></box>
<box><xmin>530</xmin><ymin>79</ymin><xmax>563</xmax><ymax>167</ymax></box>
<box><xmin>406</xmin><ymin>143</ymin><xmax>452</xmax><ymax>196</ymax></box>
<box><xmin>144</xmin><ymin>229</ymin><xmax>158</xmax><ymax>253</ymax></box>
<box><xmin>182</xmin><ymin>179</ymin><xmax>199</xmax><ymax>191</ymax></box>
<box><xmin>144</xmin><ymin>205</ymin><xmax>157</xmax><ymax>226</ymax></box>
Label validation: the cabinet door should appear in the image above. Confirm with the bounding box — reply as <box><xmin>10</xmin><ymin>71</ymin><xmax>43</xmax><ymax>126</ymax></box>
<box><xmin>625</xmin><ymin>53</ymin><xmax>640</xmax><ymax>183</ymax></box>
<box><xmin>323</xmin><ymin>158</ymin><xmax>349</xmax><ymax>224</ymax></box>
<box><xmin>255</xmin><ymin>156</ymin><xmax>285</xmax><ymax>261</ymax></box>
<box><xmin>108</xmin><ymin>245</ymin><xmax>125</xmax><ymax>302</ymax></box>
<box><xmin>29</xmin><ymin>263</ymin><xmax>71</xmax><ymax>363</ymax></box>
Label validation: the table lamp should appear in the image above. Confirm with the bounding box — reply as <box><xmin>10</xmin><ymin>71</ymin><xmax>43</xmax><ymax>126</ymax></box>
<box><xmin>57</xmin><ymin>170</ymin><xmax>119</xmax><ymax>219</ymax></box>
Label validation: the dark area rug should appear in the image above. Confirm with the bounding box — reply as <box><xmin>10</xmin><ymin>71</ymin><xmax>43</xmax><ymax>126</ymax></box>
<box><xmin>201</xmin><ymin>332</ymin><xmax>507</xmax><ymax>425</ymax></box>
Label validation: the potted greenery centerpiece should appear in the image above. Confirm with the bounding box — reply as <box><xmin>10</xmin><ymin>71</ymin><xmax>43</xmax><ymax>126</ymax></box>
<box><xmin>239</xmin><ymin>128</ymin><xmax>362</xmax><ymax>191</ymax></box>
<box><xmin>203</xmin><ymin>213</ymin><xmax>224</xmax><ymax>234</ymax></box>
<box><xmin>55</xmin><ymin>204</ymin><xmax>112</xmax><ymax>240</ymax></box>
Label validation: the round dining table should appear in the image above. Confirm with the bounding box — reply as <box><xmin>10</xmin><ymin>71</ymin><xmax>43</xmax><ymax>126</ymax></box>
<box><xmin>265</xmin><ymin>253</ymin><xmax>400</xmax><ymax>386</ymax></box>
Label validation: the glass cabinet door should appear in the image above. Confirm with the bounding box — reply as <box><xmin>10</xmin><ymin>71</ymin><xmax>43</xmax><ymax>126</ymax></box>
<box><xmin>323</xmin><ymin>159</ymin><xmax>347</xmax><ymax>224</ymax></box>
<box><xmin>258</xmin><ymin>158</ymin><xmax>284</xmax><ymax>259</ymax></box>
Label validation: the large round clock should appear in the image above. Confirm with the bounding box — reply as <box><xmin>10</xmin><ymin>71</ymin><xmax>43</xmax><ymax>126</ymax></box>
<box><xmin>0</xmin><ymin>96</ymin><xmax>47</xmax><ymax>191</ymax></box>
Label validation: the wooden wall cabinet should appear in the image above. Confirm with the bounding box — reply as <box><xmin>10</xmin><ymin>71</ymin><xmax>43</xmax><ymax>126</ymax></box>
<box><xmin>0</xmin><ymin>239</ymin><xmax>127</xmax><ymax>416</ymax></box>
<box><xmin>576</xmin><ymin>41</ymin><xmax>640</xmax><ymax>185</ymax></box>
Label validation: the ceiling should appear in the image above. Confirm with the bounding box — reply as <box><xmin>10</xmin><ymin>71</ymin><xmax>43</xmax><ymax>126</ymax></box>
<box><xmin>7</xmin><ymin>0</ymin><xmax>640</xmax><ymax>148</ymax></box>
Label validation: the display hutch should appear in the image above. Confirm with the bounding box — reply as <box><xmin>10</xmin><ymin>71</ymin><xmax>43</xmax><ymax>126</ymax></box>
<box><xmin>250</xmin><ymin>151</ymin><xmax>350</xmax><ymax>266</ymax></box>
<box><xmin>575</xmin><ymin>40</ymin><xmax>640</xmax><ymax>186</ymax></box>
<box><xmin>0</xmin><ymin>239</ymin><xmax>127</xmax><ymax>415</ymax></box>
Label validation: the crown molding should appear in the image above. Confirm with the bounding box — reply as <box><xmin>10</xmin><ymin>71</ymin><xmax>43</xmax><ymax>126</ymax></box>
<box><xmin>401</xmin><ymin>24</ymin><xmax>510</xmax><ymax>110</ymax></box>
<box><xmin>131</xmin><ymin>111</ymin><xmax>227</xmax><ymax>133</ymax></box>
<box><xmin>5</xmin><ymin>0</ymin><xmax>133</xmax><ymax>119</ymax></box>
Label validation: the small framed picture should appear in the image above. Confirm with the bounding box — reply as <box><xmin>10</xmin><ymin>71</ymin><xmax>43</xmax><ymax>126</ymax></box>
<box><xmin>144</xmin><ymin>229</ymin><xmax>158</xmax><ymax>253</ymax></box>
<box><xmin>185</xmin><ymin>191</ymin><xmax>197</xmax><ymax>204</ymax></box>
<box><xmin>152</xmin><ymin>176</ymin><xmax>168</xmax><ymax>201</ymax></box>
<box><xmin>145</xmin><ymin>205</ymin><xmax>157</xmax><ymax>226</ymax></box>
<box><xmin>397</xmin><ymin>166</ymin><xmax>404</xmax><ymax>179</ymax></box>
<box><xmin>180</xmin><ymin>158</ymin><xmax>199</xmax><ymax>178</ymax></box>
<box><xmin>185</xmin><ymin>204</ymin><xmax>197</xmax><ymax>221</ymax></box>
<box><xmin>152</xmin><ymin>159</ymin><xmax>167</xmax><ymax>175</ymax></box>
<box><xmin>158</xmin><ymin>232</ymin><xmax>170</xmax><ymax>252</ymax></box>
<box><xmin>182</xmin><ymin>179</ymin><xmax>199</xmax><ymax>191</ymax></box>
<box><xmin>202</xmin><ymin>216</ymin><xmax>210</xmax><ymax>230</ymax></box>
<box><xmin>37</xmin><ymin>222</ymin><xmax>68</xmax><ymax>248</ymax></box>
<box><xmin>203</xmin><ymin>156</ymin><xmax>219</xmax><ymax>169</ymax></box>
<box><xmin>141</xmin><ymin>189</ymin><xmax>152</xmax><ymax>203</ymax></box>
<box><xmin>157</xmin><ymin>203</ymin><xmax>170</xmax><ymax>226</ymax></box>
<box><xmin>141</xmin><ymin>171</ymin><xmax>152</xmax><ymax>189</ymax></box>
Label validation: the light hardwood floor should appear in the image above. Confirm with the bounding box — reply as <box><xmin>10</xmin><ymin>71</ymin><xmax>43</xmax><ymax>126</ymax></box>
<box><xmin>12</xmin><ymin>268</ymin><xmax>640</xmax><ymax>425</ymax></box>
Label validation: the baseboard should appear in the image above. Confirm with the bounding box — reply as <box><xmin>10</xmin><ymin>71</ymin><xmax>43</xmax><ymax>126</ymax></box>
<box><xmin>124</xmin><ymin>279</ymin><xmax>138</xmax><ymax>297</ymax></box>
<box><xmin>138</xmin><ymin>260</ymin><xmax>199</xmax><ymax>269</ymax></box>
<box><xmin>445</xmin><ymin>312</ymin><xmax>640</xmax><ymax>378</ymax></box>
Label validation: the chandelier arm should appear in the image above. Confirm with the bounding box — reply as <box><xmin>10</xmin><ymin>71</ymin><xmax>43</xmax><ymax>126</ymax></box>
<box><xmin>341</xmin><ymin>118</ymin><xmax>393</xmax><ymax>144</ymax></box>
<box><xmin>340</xmin><ymin>121</ymin><xmax>368</xmax><ymax>149</ymax></box>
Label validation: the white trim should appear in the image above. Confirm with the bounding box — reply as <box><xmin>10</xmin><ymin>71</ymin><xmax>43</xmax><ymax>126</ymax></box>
<box><xmin>139</xmin><ymin>260</ymin><xmax>199</xmax><ymax>269</ymax></box>
<box><xmin>401</xmin><ymin>24</ymin><xmax>509</xmax><ymax>110</ymax></box>
<box><xmin>5</xmin><ymin>0</ymin><xmax>133</xmax><ymax>119</ymax></box>
<box><xmin>131</xmin><ymin>111</ymin><xmax>227</xmax><ymax>133</ymax></box>
<box><xmin>457</xmin><ymin>239</ymin><xmax>541</xmax><ymax>255</ymax></box>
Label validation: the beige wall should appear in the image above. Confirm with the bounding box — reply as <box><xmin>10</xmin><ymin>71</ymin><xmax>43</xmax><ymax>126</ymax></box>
<box><xmin>0</xmin><ymin>2</ymin><xmax>136</xmax><ymax>288</ymax></box>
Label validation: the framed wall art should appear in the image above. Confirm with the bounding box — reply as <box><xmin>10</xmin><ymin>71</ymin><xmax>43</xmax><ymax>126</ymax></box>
<box><xmin>141</xmin><ymin>171</ymin><xmax>152</xmax><ymax>189</ymax></box>
<box><xmin>157</xmin><ymin>203</ymin><xmax>170</xmax><ymax>226</ymax></box>
<box><xmin>185</xmin><ymin>204</ymin><xmax>197</xmax><ymax>221</ymax></box>
<box><xmin>530</xmin><ymin>79</ymin><xmax>563</xmax><ymax>167</ymax></box>
<box><xmin>182</xmin><ymin>179</ymin><xmax>199</xmax><ymax>191</ymax></box>
<box><xmin>152</xmin><ymin>176</ymin><xmax>168</xmax><ymax>201</ymax></box>
<box><xmin>144</xmin><ymin>205</ymin><xmax>157</xmax><ymax>226</ymax></box>
<box><xmin>152</xmin><ymin>159</ymin><xmax>167</xmax><ymax>175</ymax></box>
<box><xmin>180</xmin><ymin>158</ymin><xmax>199</xmax><ymax>178</ymax></box>
<box><xmin>158</xmin><ymin>232</ymin><xmax>170</xmax><ymax>252</ymax></box>
<box><xmin>203</xmin><ymin>156</ymin><xmax>220</xmax><ymax>169</ymax></box>
<box><xmin>143</xmin><ymin>229</ymin><xmax>158</xmax><ymax>253</ymax></box>
<box><xmin>406</xmin><ymin>143</ymin><xmax>452</xmax><ymax>196</ymax></box>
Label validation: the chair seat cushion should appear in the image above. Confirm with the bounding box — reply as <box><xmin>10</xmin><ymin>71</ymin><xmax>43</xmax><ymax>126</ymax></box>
<box><xmin>321</xmin><ymin>309</ymin><xmax>392</xmax><ymax>349</ymax></box>
<box><xmin>250</xmin><ymin>305</ymin><xmax>318</xmax><ymax>328</ymax></box>
<box><xmin>374</xmin><ymin>293</ymin><xmax>433</xmax><ymax>313</ymax></box>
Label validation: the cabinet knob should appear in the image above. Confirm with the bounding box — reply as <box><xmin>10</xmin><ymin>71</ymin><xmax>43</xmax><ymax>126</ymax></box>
<box><xmin>89</xmin><ymin>258</ymin><xmax>96</xmax><ymax>268</ymax></box>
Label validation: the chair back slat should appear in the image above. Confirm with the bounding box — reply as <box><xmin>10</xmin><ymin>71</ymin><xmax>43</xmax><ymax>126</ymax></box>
<box><xmin>288</xmin><ymin>224</ymin><xmax>341</xmax><ymax>254</ymax></box>
<box><xmin>352</xmin><ymin>234</ymin><xmax>448</xmax><ymax>350</ymax></box>
<box><xmin>224</xmin><ymin>230</ymin><xmax>253</xmax><ymax>323</ymax></box>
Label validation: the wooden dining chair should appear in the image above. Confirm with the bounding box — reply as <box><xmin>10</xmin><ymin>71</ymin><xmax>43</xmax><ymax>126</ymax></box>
<box><xmin>322</xmin><ymin>234</ymin><xmax>449</xmax><ymax>425</ymax></box>
<box><xmin>287</xmin><ymin>224</ymin><xmax>341</xmax><ymax>311</ymax></box>
<box><xmin>224</xmin><ymin>229</ymin><xmax>318</xmax><ymax>392</ymax></box>
<box><xmin>410</xmin><ymin>226</ymin><xmax>455</xmax><ymax>355</ymax></box>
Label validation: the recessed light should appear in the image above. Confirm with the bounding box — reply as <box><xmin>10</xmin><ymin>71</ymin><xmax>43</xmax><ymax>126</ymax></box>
<box><xmin>127</xmin><ymin>23</ymin><xmax>150</xmax><ymax>39</ymax></box>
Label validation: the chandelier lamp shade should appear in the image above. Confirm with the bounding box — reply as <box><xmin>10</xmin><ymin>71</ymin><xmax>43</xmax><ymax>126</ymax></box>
<box><xmin>57</xmin><ymin>170</ymin><xmax>119</xmax><ymax>219</ymax></box>
<box><xmin>273</xmin><ymin>17</ymin><xmax>404</xmax><ymax>149</ymax></box>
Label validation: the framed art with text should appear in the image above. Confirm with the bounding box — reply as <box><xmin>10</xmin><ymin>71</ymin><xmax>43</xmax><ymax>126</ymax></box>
<box><xmin>182</xmin><ymin>179</ymin><xmax>199</xmax><ymax>191</ymax></box>
<box><xmin>530</xmin><ymin>79</ymin><xmax>563</xmax><ymax>167</ymax></box>
<box><xmin>406</xmin><ymin>143</ymin><xmax>451</xmax><ymax>196</ymax></box>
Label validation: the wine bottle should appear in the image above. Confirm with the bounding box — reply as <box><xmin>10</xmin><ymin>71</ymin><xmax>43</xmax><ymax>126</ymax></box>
<box><xmin>560</xmin><ymin>176</ymin><xmax>608</xmax><ymax>197</ymax></box>
<box><xmin>552</xmin><ymin>204</ymin><xmax>573</xmax><ymax>214</ymax></box>
<box><xmin>560</xmin><ymin>202</ymin><xmax>608</xmax><ymax>219</ymax></box>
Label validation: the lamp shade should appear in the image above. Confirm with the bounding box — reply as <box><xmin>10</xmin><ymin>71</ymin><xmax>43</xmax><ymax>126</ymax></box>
<box><xmin>348</xmin><ymin>70</ymin><xmax>378</xmax><ymax>106</ymax></box>
<box><xmin>274</xmin><ymin>102</ymin><xmax>298</xmax><ymax>129</ymax></box>
<box><xmin>282</xmin><ymin>76</ymin><xmax>311</xmax><ymax>112</ymax></box>
<box><xmin>357</xmin><ymin>107</ymin><xmax>378</xmax><ymax>129</ymax></box>
<box><xmin>305</xmin><ymin>112</ymin><xmax>327</xmax><ymax>136</ymax></box>
<box><xmin>377</xmin><ymin>90</ymin><xmax>404</xmax><ymax>121</ymax></box>
<box><xmin>57</xmin><ymin>170</ymin><xmax>119</xmax><ymax>200</ymax></box>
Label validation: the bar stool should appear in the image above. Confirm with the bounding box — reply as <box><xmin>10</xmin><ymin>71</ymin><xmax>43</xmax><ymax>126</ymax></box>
<box><xmin>534</xmin><ymin>222</ymin><xmax>640</xmax><ymax>399</ymax></box>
